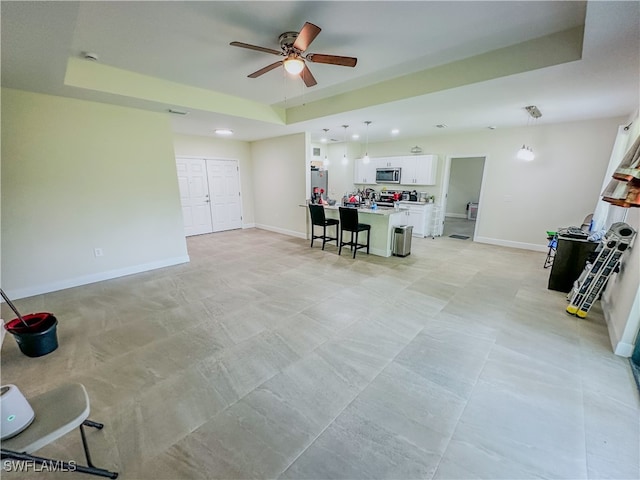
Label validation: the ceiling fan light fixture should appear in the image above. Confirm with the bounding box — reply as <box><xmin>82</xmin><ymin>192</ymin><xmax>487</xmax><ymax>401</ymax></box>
<box><xmin>284</xmin><ymin>56</ymin><xmax>305</xmax><ymax>75</ymax></box>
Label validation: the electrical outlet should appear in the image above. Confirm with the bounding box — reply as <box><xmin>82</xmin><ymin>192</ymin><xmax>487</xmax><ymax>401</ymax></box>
<box><xmin>94</xmin><ymin>248</ymin><xmax>104</xmax><ymax>257</ymax></box>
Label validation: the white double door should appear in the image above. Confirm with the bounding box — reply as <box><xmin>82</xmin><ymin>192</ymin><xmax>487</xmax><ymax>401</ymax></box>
<box><xmin>176</xmin><ymin>157</ymin><xmax>242</xmax><ymax>236</ymax></box>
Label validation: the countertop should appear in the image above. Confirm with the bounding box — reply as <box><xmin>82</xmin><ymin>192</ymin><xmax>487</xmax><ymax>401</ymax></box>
<box><xmin>300</xmin><ymin>204</ymin><xmax>402</xmax><ymax>216</ymax></box>
<box><xmin>324</xmin><ymin>205</ymin><xmax>403</xmax><ymax>216</ymax></box>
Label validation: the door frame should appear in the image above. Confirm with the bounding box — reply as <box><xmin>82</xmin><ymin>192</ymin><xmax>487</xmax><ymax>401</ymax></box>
<box><xmin>175</xmin><ymin>155</ymin><xmax>245</xmax><ymax>232</ymax></box>
<box><xmin>440</xmin><ymin>154</ymin><xmax>488</xmax><ymax>241</ymax></box>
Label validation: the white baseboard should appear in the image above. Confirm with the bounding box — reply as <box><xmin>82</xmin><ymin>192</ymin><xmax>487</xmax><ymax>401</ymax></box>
<box><xmin>614</xmin><ymin>342</ymin><xmax>634</xmax><ymax>357</ymax></box>
<box><xmin>474</xmin><ymin>236</ymin><xmax>548</xmax><ymax>252</ymax></box>
<box><xmin>255</xmin><ymin>224</ymin><xmax>307</xmax><ymax>240</ymax></box>
<box><xmin>242</xmin><ymin>223</ymin><xmax>256</xmax><ymax>229</ymax></box>
<box><xmin>445</xmin><ymin>213</ymin><xmax>468</xmax><ymax>219</ymax></box>
<box><xmin>4</xmin><ymin>255</ymin><xmax>190</xmax><ymax>300</ymax></box>
<box><xmin>602</xmin><ymin>295</ymin><xmax>638</xmax><ymax>358</ymax></box>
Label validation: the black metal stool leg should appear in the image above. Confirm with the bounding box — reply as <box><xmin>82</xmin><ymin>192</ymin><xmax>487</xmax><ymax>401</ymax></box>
<box><xmin>1</xmin><ymin>449</ymin><xmax>118</xmax><ymax>479</ymax></box>
<box><xmin>83</xmin><ymin>420</ymin><xmax>104</xmax><ymax>430</ymax></box>
<box><xmin>366</xmin><ymin>228</ymin><xmax>370</xmax><ymax>254</ymax></box>
<box><xmin>79</xmin><ymin>424</ymin><xmax>96</xmax><ymax>468</ymax></box>
<box><xmin>322</xmin><ymin>224</ymin><xmax>327</xmax><ymax>250</ymax></box>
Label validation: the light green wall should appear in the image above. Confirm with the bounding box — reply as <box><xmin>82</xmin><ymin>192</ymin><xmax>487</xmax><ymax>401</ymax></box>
<box><xmin>1</xmin><ymin>88</ymin><xmax>188</xmax><ymax>299</ymax></box>
<box><xmin>173</xmin><ymin>134</ymin><xmax>255</xmax><ymax>226</ymax></box>
<box><xmin>250</xmin><ymin>133</ymin><xmax>307</xmax><ymax>237</ymax></box>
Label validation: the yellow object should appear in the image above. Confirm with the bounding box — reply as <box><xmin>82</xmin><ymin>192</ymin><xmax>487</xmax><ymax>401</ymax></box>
<box><xmin>566</xmin><ymin>305</ymin><xmax>578</xmax><ymax>315</ymax></box>
<box><xmin>577</xmin><ymin>310</ymin><xmax>588</xmax><ymax>318</ymax></box>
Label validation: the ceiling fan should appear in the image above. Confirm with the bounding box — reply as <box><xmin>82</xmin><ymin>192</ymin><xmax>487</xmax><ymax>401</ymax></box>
<box><xmin>230</xmin><ymin>22</ymin><xmax>357</xmax><ymax>87</ymax></box>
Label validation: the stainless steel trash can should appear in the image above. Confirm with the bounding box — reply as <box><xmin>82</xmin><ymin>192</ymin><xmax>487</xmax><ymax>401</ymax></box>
<box><xmin>467</xmin><ymin>202</ymin><xmax>478</xmax><ymax>220</ymax></box>
<box><xmin>393</xmin><ymin>225</ymin><xmax>413</xmax><ymax>257</ymax></box>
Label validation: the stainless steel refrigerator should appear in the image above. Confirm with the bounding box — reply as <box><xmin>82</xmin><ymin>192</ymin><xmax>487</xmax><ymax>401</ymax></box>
<box><xmin>311</xmin><ymin>170</ymin><xmax>328</xmax><ymax>198</ymax></box>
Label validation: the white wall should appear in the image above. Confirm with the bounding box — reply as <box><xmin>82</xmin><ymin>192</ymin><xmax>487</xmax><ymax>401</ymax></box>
<box><xmin>250</xmin><ymin>133</ymin><xmax>307</xmax><ymax>238</ymax></box>
<box><xmin>325</xmin><ymin>142</ymin><xmax>363</xmax><ymax>202</ymax></box>
<box><xmin>1</xmin><ymin>88</ymin><xmax>189</xmax><ymax>299</ymax></box>
<box><xmin>601</xmin><ymin>117</ymin><xmax>640</xmax><ymax>356</ymax></box>
<box><xmin>173</xmin><ymin>134</ymin><xmax>255</xmax><ymax>226</ymax></box>
<box><xmin>332</xmin><ymin>116</ymin><xmax>624</xmax><ymax>250</ymax></box>
<box><xmin>447</xmin><ymin>157</ymin><xmax>485</xmax><ymax>217</ymax></box>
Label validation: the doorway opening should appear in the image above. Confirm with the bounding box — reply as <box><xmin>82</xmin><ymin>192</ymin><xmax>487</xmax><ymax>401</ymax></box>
<box><xmin>441</xmin><ymin>156</ymin><xmax>486</xmax><ymax>240</ymax></box>
<box><xmin>176</xmin><ymin>157</ymin><xmax>242</xmax><ymax>236</ymax></box>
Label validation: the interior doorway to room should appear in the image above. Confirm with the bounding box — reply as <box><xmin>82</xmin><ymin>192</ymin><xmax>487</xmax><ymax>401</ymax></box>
<box><xmin>176</xmin><ymin>157</ymin><xmax>242</xmax><ymax>236</ymax></box>
<box><xmin>441</xmin><ymin>156</ymin><xmax>486</xmax><ymax>240</ymax></box>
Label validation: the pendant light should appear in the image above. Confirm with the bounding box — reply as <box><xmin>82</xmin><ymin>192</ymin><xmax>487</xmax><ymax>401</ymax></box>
<box><xmin>517</xmin><ymin>145</ymin><xmax>535</xmax><ymax>161</ymax></box>
<box><xmin>342</xmin><ymin>125</ymin><xmax>349</xmax><ymax>165</ymax></box>
<box><xmin>517</xmin><ymin>105</ymin><xmax>541</xmax><ymax>161</ymax></box>
<box><xmin>363</xmin><ymin>121</ymin><xmax>371</xmax><ymax>164</ymax></box>
<box><xmin>321</xmin><ymin>129</ymin><xmax>330</xmax><ymax>167</ymax></box>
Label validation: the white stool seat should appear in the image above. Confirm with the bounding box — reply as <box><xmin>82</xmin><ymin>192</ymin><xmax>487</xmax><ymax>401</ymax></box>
<box><xmin>2</xmin><ymin>383</ymin><xmax>90</xmax><ymax>454</ymax></box>
<box><xmin>1</xmin><ymin>383</ymin><xmax>118</xmax><ymax>478</ymax></box>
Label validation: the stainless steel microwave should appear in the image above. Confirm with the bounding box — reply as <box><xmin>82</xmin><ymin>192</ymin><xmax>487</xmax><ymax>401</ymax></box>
<box><xmin>376</xmin><ymin>168</ymin><xmax>401</xmax><ymax>184</ymax></box>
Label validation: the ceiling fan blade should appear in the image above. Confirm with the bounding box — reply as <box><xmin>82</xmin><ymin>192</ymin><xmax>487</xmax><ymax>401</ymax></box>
<box><xmin>301</xmin><ymin>64</ymin><xmax>317</xmax><ymax>87</ymax></box>
<box><xmin>230</xmin><ymin>41</ymin><xmax>282</xmax><ymax>56</ymax></box>
<box><xmin>248</xmin><ymin>61</ymin><xmax>283</xmax><ymax>78</ymax></box>
<box><xmin>306</xmin><ymin>53</ymin><xmax>357</xmax><ymax>67</ymax></box>
<box><xmin>293</xmin><ymin>22</ymin><xmax>321</xmax><ymax>52</ymax></box>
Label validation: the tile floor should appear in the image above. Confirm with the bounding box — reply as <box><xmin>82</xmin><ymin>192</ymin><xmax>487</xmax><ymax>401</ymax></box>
<box><xmin>1</xmin><ymin>228</ymin><xmax>638</xmax><ymax>479</ymax></box>
<box><xmin>443</xmin><ymin>217</ymin><xmax>476</xmax><ymax>239</ymax></box>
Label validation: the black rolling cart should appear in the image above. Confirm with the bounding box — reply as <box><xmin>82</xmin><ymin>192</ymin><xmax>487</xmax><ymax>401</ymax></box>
<box><xmin>547</xmin><ymin>235</ymin><xmax>598</xmax><ymax>293</ymax></box>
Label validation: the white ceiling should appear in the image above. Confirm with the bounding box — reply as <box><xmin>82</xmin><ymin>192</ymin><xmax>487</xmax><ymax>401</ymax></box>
<box><xmin>2</xmin><ymin>1</ymin><xmax>638</xmax><ymax>143</ymax></box>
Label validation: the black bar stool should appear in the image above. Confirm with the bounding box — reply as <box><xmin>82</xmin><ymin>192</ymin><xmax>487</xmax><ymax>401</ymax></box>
<box><xmin>338</xmin><ymin>207</ymin><xmax>371</xmax><ymax>258</ymax></box>
<box><xmin>308</xmin><ymin>204</ymin><xmax>339</xmax><ymax>250</ymax></box>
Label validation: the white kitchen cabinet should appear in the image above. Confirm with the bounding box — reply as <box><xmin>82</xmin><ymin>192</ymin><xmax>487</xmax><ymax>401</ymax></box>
<box><xmin>353</xmin><ymin>158</ymin><xmax>378</xmax><ymax>184</ymax></box>
<box><xmin>398</xmin><ymin>202</ymin><xmax>434</xmax><ymax>237</ymax></box>
<box><xmin>376</xmin><ymin>157</ymin><xmax>404</xmax><ymax>168</ymax></box>
<box><xmin>400</xmin><ymin>155</ymin><xmax>438</xmax><ymax>185</ymax></box>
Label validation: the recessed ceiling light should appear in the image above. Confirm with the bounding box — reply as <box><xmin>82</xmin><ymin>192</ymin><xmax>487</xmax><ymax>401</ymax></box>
<box><xmin>214</xmin><ymin>129</ymin><xmax>234</xmax><ymax>136</ymax></box>
<box><xmin>320</xmin><ymin>138</ymin><xmax>328</xmax><ymax>143</ymax></box>
<box><xmin>391</xmin><ymin>129</ymin><xmax>400</xmax><ymax>135</ymax></box>
<box><xmin>352</xmin><ymin>134</ymin><xmax>360</xmax><ymax>140</ymax></box>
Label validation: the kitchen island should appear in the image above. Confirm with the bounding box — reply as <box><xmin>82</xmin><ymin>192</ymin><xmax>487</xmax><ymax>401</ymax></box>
<box><xmin>303</xmin><ymin>204</ymin><xmax>406</xmax><ymax>257</ymax></box>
